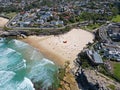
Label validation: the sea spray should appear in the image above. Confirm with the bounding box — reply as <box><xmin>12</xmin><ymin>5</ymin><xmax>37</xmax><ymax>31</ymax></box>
<box><xmin>0</xmin><ymin>71</ymin><xmax>35</xmax><ymax>90</ymax></box>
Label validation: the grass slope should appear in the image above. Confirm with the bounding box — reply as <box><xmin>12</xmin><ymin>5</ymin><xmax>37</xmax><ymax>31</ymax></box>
<box><xmin>112</xmin><ymin>15</ymin><xmax>120</xmax><ymax>23</ymax></box>
<box><xmin>113</xmin><ymin>62</ymin><xmax>120</xmax><ymax>79</ymax></box>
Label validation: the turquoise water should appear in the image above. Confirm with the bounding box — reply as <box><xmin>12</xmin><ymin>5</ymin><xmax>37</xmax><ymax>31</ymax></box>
<box><xmin>0</xmin><ymin>38</ymin><xmax>59</xmax><ymax>90</ymax></box>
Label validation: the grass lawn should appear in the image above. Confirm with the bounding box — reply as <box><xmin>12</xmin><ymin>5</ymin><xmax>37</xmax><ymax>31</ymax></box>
<box><xmin>113</xmin><ymin>62</ymin><xmax>120</xmax><ymax>79</ymax></box>
<box><xmin>107</xmin><ymin>84</ymin><xmax>115</xmax><ymax>90</ymax></box>
<box><xmin>5</xmin><ymin>12</ymin><xmax>17</xmax><ymax>19</ymax></box>
<box><xmin>87</xmin><ymin>23</ymin><xmax>101</xmax><ymax>30</ymax></box>
<box><xmin>80</xmin><ymin>23</ymin><xmax>101</xmax><ymax>31</ymax></box>
<box><xmin>112</xmin><ymin>15</ymin><xmax>120</xmax><ymax>23</ymax></box>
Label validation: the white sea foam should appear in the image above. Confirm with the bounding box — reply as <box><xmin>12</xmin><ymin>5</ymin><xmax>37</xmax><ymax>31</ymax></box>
<box><xmin>0</xmin><ymin>39</ymin><xmax>58</xmax><ymax>89</ymax></box>
<box><xmin>17</xmin><ymin>78</ymin><xmax>35</xmax><ymax>90</ymax></box>
<box><xmin>0</xmin><ymin>71</ymin><xmax>16</xmax><ymax>86</ymax></box>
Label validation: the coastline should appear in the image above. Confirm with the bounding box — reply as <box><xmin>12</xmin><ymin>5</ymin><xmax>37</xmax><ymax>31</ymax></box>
<box><xmin>22</xmin><ymin>28</ymin><xmax>94</xmax><ymax>67</ymax></box>
<box><xmin>23</xmin><ymin>36</ymin><xmax>65</xmax><ymax>67</ymax></box>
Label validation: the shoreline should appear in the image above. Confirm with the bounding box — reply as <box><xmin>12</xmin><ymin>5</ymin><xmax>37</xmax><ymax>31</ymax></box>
<box><xmin>22</xmin><ymin>29</ymin><xmax>94</xmax><ymax>67</ymax></box>
<box><xmin>23</xmin><ymin>36</ymin><xmax>65</xmax><ymax>67</ymax></box>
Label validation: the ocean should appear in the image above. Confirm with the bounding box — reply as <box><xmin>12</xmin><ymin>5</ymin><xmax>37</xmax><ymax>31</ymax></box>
<box><xmin>0</xmin><ymin>38</ymin><xmax>59</xmax><ymax>90</ymax></box>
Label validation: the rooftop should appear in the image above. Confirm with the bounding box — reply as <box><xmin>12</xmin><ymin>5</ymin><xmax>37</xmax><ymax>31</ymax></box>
<box><xmin>93</xmin><ymin>51</ymin><xmax>103</xmax><ymax>64</ymax></box>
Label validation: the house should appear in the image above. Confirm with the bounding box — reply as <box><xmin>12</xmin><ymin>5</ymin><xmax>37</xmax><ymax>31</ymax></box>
<box><xmin>93</xmin><ymin>51</ymin><xmax>103</xmax><ymax>64</ymax></box>
<box><xmin>105</xmin><ymin>48</ymin><xmax>120</xmax><ymax>61</ymax></box>
<box><xmin>50</xmin><ymin>20</ymin><xmax>64</xmax><ymax>26</ymax></box>
<box><xmin>107</xmin><ymin>23</ymin><xmax>120</xmax><ymax>42</ymax></box>
<box><xmin>11</xmin><ymin>21</ymin><xmax>17</xmax><ymax>26</ymax></box>
<box><xmin>37</xmin><ymin>19</ymin><xmax>44</xmax><ymax>25</ymax></box>
<box><xmin>18</xmin><ymin>21</ymin><xmax>31</xmax><ymax>27</ymax></box>
<box><xmin>86</xmin><ymin>50</ymin><xmax>103</xmax><ymax>65</ymax></box>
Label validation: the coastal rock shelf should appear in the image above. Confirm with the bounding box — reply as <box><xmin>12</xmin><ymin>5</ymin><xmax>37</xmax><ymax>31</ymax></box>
<box><xmin>0</xmin><ymin>38</ymin><xmax>59</xmax><ymax>90</ymax></box>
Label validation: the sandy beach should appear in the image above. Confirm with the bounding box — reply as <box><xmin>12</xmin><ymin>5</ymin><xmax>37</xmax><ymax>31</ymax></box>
<box><xmin>0</xmin><ymin>17</ymin><xmax>9</xmax><ymax>27</ymax></box>
<box><xmin>23</xmin><ymin>29</ymin><xmax>94</xmax><ymax>67</ymax></box>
